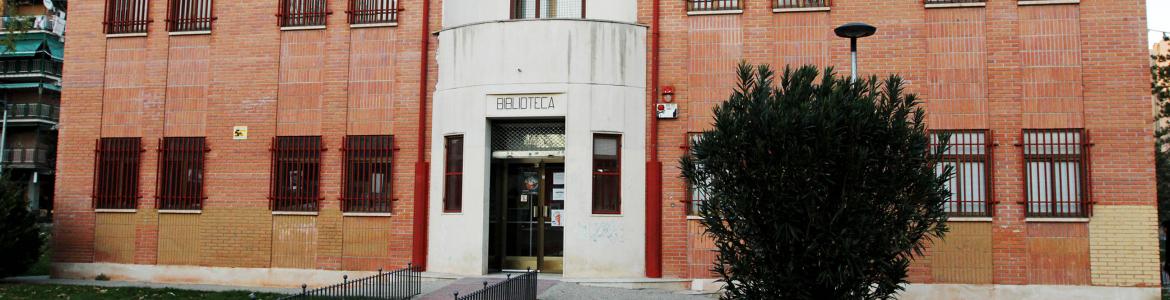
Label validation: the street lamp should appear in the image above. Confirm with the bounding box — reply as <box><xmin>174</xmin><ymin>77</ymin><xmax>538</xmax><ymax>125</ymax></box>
<box><xmin>834</xmin><ymin>22</ymin><xmax>877</xmax><ymax>83</ymax></box>
<box><xmin>0</xmin><ymin>98</ymin><xmax>7</xmax><ymax>177</ymax></box>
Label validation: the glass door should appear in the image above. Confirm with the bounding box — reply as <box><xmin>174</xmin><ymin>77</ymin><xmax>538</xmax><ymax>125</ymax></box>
<box><xmin>495</xmin><ymin>161</ymin><xmax>564</xmax><ymax>273</ymax></box>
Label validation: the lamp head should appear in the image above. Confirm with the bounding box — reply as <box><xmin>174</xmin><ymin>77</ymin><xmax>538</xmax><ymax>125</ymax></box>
<box><xmin>835</xmin><ymin>22</ymin><xmax>877</xmax><ymax>39</ymax></box>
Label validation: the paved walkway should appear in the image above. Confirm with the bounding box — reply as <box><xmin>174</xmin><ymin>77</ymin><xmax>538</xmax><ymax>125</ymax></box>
<box><xmin>3</xmin><ymin>275</ymin><xmax>718</xmax><ymax>299</ymax></box>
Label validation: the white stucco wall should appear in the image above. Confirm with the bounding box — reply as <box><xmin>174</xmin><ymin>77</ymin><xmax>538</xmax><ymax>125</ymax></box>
<box><xmin>428</xmin><ymin>19</ymin><xmax>647</xmax><ymax>278</ymax></box>
<box><xmin>442</xmin><ymin>0</ymin><xmax>638</xmax><ymax>29</ymax></box>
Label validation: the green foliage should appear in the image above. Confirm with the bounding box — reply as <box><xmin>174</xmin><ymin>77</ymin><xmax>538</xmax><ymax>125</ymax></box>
<box><xmin>0</xmin><ymin>0</ymin><xmax>36</xmax><ymax>52</ymax></box>
<box><xmin>1155</xmin><ymin>37</ymin><xmax>1170</xmax><ymax>232</ymax></box>
<box><xmin>0</xmin><ymin>175</ymin><xmax>43</xmax><ymax>278</ymax></box>
<box><xmin>682</xmin><ymin>63</ymin><xmax>950</xmax><ymax>300</ymax></box>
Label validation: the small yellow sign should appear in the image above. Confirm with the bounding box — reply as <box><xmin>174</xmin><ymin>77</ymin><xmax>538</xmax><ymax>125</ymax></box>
<box><xmin>233</xmin><ymin>126</ymin><xmax>248</xmax><ymax>140</ymax></box>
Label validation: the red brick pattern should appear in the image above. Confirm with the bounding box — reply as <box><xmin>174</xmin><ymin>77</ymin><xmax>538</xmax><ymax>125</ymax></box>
<box><xmin>925</xmin><ymin>8</ymin><xmax>987</xmax><ymax>129</ymax></box>
<box><xmin>165</xmin><ymin>36</ymin><xmax>211</xmax><ymax>137</ymax></box>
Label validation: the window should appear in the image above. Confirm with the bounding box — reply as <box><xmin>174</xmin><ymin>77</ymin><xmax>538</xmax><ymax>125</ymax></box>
<box><xmin>94</xmin><ymin>138</ymin><xmax>143</xmax><ymax>209</ymax></box>
<box><xmin>924</xmin><ymin>0</ymin><xmax>984</xmax><ymax>4</ymax></box>
<box><xmin>343</xmin><ymin>135</ymin><xmax>394</xmax><ymax>213</ymax></box>
<box><xmin>443</xmin><ymin>135</ymin><xmax>464</xmax><ymax>212</ymax></box>
<box><xmin>104</xmin><ymin>0</ymin><xmax>151</xmax><ymax>34</ymax></box>
<box><xmin>167</xmin><ymin>0</ymin><xmax>216</xmax><ymax>32</ymax></box>
<box><xmin>348</xmin><ymin>0</ymin><xmax>399</xmax><ymax>25</ymax></box>
<box><xmin>775</xmin><ymin>0</ymin><xmax>830</xmax><ymax>9</ymax></box>
<box><xmin>592</xmin><ymin>134</ymin><xmax>621</xmax><ymax>214</ymax></box>
<box><xmin>270</xmin><ymin>136</ymin><xmax>324</xmax><ymax>212</ymax></box>
<box><xmin>279</xmin><ymin>0</ymin><xmax>330</xmax><ymax>27</ymax></box>
<box><xmin>930</xmin><ymin>130</ymin><xmax>991</xmax><ymax>217</ymax></box>
<box><xmin>158</xmin><ymin>137</ymin><xmax>208</xmax><ymax>211</ymax></box>
<box><xmin>1023</xmin><ymin>129</ymin><xmax>1090</xmax><ymax>218</ymax></box>
<box><xmin>511</xmin><ymin>0</ymin><xmax>584</xmax><ymax>19</ymax></box>
<box><xmin>686</xmin><ymin>0</ymin><xmax>741</xmax><ymax>12</ymax></box>
<box><xmin>686</xmin><ymin>133</ymin><xmax>707</xmax><ymax>216</ymax></box>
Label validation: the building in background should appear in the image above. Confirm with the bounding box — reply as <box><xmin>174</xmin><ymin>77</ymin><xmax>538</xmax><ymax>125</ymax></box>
<box><xmin>52</xmin><ymin>0</ymin><xmax>1158</xmax><ymax>298</ymax></box>
<box><xmin>0</xmin><ymin>0</ymin><xmax>65</xmax><ymax>219</ymax></box>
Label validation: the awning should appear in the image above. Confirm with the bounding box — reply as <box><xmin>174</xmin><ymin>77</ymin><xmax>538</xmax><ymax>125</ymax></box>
<box><xmin>0</xmin><ymin>82</ymin><xmax>61</xmax><ymax>92</ymax></box>
<box><xmin>0</xmin><ymin>39</ymin><xmax>44</xmax><ymax>58</ymax></box>
<box><xmin>45</xmin><ymin>38</ymin><xmax>63</xmax><ymax>60</ymax></box>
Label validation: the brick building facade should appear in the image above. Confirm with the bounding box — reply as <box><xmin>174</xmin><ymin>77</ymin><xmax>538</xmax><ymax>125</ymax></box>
<box><xmin>53</xmin><ymin>0</ymin><xmax>1158</xmax><ymax>297</ymax></box>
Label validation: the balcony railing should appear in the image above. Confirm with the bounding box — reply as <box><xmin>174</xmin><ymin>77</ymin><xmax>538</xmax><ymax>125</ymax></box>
<box><xmin>775</xmin><ymin>0</ymin><xmax>830</xmax><ymax>9</ymax></box>
<box><xmin>6</xmin><ymin>103</ymin><xmax>60</xmax><ymax>122</ymax></box>
<box><xmin>2</xmin><ymin>147</ymin><xmax>54</xmax><ymax>169</ymax></box>
<box><xmin>0</xmin><ymin>59</ymin><xmax>62</xmax><ymax>78</ymax></box>
<box><xmin>1</xmin><ymin>15</ymin><xmax>66</xmax><ymax>35</ymax></box>
<box><xmin>686</xmin><ymin>0</ymin><xmax>742</xmax><ymax>12</ymax></box>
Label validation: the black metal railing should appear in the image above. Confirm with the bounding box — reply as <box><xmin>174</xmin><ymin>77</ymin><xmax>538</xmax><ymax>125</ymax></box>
<box><xmin>279</xmin><ymin>264</ymin><xmax>422</xmax><ymax>300</ymax></box>
<box><xmin>7</xmin><ymin>103</ymin><xmax>60</xmax><ymax>122</ymax></box>
<box><xmin>348</xmin><ymin>0</ymin><xmax>399</xmax><ymax>25</ymax></box>
<box><xmin>924</xmin><ymin>0</ymin><xmax>985</xmax><ymax>4</ymax></box>
<box><xmin>686</xmin><ymin>0</ymin><xmax>741</xmax><ymax>12</ymax></box>
<box><xmin>0</xmin><ymin>59</ymin><xmax>63</xmax><ymax>78</ymax></box>
<box><xmin>775</xmin><ymin>0</ymin><xmax>830</xmax><ymax>9</ymax></box>
<box><xmin>2</xmin><ymin>147</ymin><xmax>54</xmax><ymax>168</ymax></box>
<box><xmin>453</xmin><ymin>270</ymin><xmax>538</xmax><ymax>300</ymax></box>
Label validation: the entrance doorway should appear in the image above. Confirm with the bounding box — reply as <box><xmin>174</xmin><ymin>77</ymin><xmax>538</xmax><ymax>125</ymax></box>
<box><xmin>487</xmin><ymin>121</ymin><xmax>566</xmax><ymax>273</ymax></box>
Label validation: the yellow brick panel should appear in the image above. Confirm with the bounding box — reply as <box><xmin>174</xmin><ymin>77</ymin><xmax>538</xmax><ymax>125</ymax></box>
<box><xmin>158</xmin><ymin>214</ymin><xmax>200</xmax><ymax>266</ymax></box>
<box><xmin>1089</xmin><ymin>205</ymin><xmax>1161</xmax><ymax>287</ymax></box>
<box><xmin>272</xmin><ymin>215</ymin><xmax>318</xmax><ymax>269</ymax></box>
<box><xmin>94</xmin><ymin>213</ymin><xmax>136</xmax><ymax>263</ymax></box>
<box><xmin>932</xmin><ymin>222</ymin><xmax>993</xmax><ymax>284</ymax></box>
<box><xmin>342</xmin><ymin>217</ymin><xmax>393</xmax><ymax>270</ymax></box>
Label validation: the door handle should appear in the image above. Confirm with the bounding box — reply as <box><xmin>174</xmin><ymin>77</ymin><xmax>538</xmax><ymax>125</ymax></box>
<box><xmin>533</xmin><ymin>206</ymin><xmax>538</xmax><ymax>219</ymax></box>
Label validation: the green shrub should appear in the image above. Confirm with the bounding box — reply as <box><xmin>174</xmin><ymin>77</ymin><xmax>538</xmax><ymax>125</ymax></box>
<box><xmin>682</xmin><ymin>63</ymin><xmax>950</xmax><ymax>299</ymax></box>
<box><xmin>0</xmin><ymin>175</ymin><xmax>43</xmax><ymax>278</ymax></box>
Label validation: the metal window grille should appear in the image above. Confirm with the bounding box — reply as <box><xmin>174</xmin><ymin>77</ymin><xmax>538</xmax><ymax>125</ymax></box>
<box><xmin>686</xmin><ymin>0</ymin><xmax>741</xmax><ymax>12</ymax></box>
<box><xmin>270</xmin><ymin>136</ymin><xmax>324</xmax><ymax>212</ymax></box>
<box><xmin>511</xmin><ymin>0</ymin><xmax>584</xmax><ymax>19</ymax></box>
<box><xmin>104</xmin><ymin>0</ymin><xmax>151</xmax><ymax>34</ymax></box>
<box><xmin>342</xmin><ymin>135</ymin><xmax>394</xmax><ymax>213</ymax></box>
<box><xmin>930</xmin><ymin>130</ymin><xmax>993</xmax><ymax>217</ymax></box>
<box><xmin>1022</xmin><ymin>129</ymin><xmax>1091</xmax><ymax>218</ymax></box>
<box><xmin>592</xmin><ymin>134</ymin><xmax>621</xmax><ymax>214</ymax></box>
<box><xmin>443</xmin><ymin>135</ymin><xmax>464</xmax><ymax>212</ymax></box>
<box><xmin>167</xmin><ymin>0</ymin><xmax>216</xmax><ymax>32</ymax></box>
<box><xmin>347</xmin><ymin>0</ymin><xmax>398</xmax><ymax>24</ymax></box>
<box><xmin>93</xmin><ymin>138</ymin><xmax>143</xmax><ymax>209</ymax></box>
<box><xmin>685</xmin><ymin>133</ymin><xmax>707</xmax><ymax>216</ymax></box>
<box><xmin>924</xmin><ymin>0</ymin><xmax>984</xmax><ymax>4</ymax></box>
<box><xmin>279</xmin><ymin>0</ymin><xmax>331</xmax><ymax>27</ymax></box>
<box><xmin>775</xmin><ymin>0</ymin><xmax>830</xmax><ymax>9</ymax></box>
<box><xmin>157</xmin><ymin>137</ymin><xmax>209</xmax><ymax>211</ymax></box>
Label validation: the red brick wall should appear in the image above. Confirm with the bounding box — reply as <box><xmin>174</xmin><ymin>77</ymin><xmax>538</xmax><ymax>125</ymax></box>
<box><xmin>56</xmin><ymin>0</ymin><xmax>440</xmax><ymax>271</ymax></box>
<box><xmin>57</xmin><ymin>0</ymin><xmax>1152</xmax><ymax>286</ymax></box>
<box><xmin>644</xmin><ymin>0</ymin><xmax>1153</xmax><ymax>286</ymax></box>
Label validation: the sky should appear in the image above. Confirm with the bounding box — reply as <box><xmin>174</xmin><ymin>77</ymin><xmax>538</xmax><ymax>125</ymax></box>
<box><xmin>1151</xmin><ymin>0</ymin><xmax>1170</xmax><ymax>46</ymax></box>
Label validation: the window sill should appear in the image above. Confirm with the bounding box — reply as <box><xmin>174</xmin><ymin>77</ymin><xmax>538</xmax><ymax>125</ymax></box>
<box><xmin>273</xmin><ymin>211</ymin><xmax>319</xmax><ymax>216</ymax></box>
<box><xmin>169</xmin><ymin>30</ymin><xmax>211</xmax><ymax>36</ymax></box>
<box><xmin>106</xmin><ymin>33</ymin><xmax>147</xmax><ymax>38</ymax></box>
<box><xmin>773</xmin><ymin>7</ymin><xmax>830</xmax><ymax>13</ymax></box>
<box><xmin>947</xmin><ymin>217</ymin><xmax>992</xmax><ymax>222</ymax></box>
<box><xmin>925</xmin><ymin>2</ymin><xmax>986</xmax><ymax>8</ymax></box>
<box><xmin>1025</xmin><ymin>217</ymin><xmax>1089</xmax><ymax>223</ymax></box>
<box><xmin>159</xmin><ymin>209</ymin><xmax>201</xmax><ymax>214</ymax></box>
<box><xmin>442</xmin><ymin>211</ymin><xmax>463</xmax><ymax>215</ymax></box>
<box><xmin>95</xmin><ymin>209</ymin><xmax>137</xmax><ymax>213</ymax></box>
<box><xmin>280</xmin><ymin>25</ymin><xmax>326</xmax><ymax>31</ymax></box>
<box><xmin>350</xmin><ymin>22</ymin><xmax>398</xmax><ymax>28</ymax></box>
<box><xmin>591</xmin><ymin>213</ymin><xmax>622</xmax><ymax>217</ymax></box>
<box><xmin>343</xmin><ymin>212</ymin><xmax>393</xmax><ymax>217</ymax></box>
<box><xmin>1018</xmin><ymin>0</ymin><xmax>1078</xmax><ymax>5</ymax></box>
<box><xmin>686</xmin><ymin>10</ymin><xmax>743</xmax><ymax>16</ymax></box>
<box><xmin>686</xmin><ymin>215</ymin><xmax>702</xmax><ymax>220</ymax></box>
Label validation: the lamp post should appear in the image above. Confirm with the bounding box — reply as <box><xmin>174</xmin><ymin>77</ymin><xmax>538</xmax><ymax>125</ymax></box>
<box><xmin>0</xmin><ymin>99</ymin><xmax>7</xmax><ymax>177</ymax></box>
<box><xmin>834</xmin><ymin>22</ymin><xmax>877</xmax><ymax>83</ymax></box>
